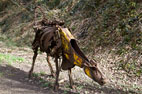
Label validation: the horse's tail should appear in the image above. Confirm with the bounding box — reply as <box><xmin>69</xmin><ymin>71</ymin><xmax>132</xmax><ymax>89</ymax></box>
<box><xmin>34</xmin><ymin>6</ymin><xmax>47</xmax><ymax>26</ymax></box>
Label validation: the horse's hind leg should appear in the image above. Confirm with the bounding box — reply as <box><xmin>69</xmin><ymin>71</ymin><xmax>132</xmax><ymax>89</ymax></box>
<box><xmin>29</xmin><ymin>48</ymin><xmax>38</xmax><ymax>78</ymax></box>
<box><xmin>46</xmin><ymin>55</ymin><xmax>55</xmax><ymax>77</ymax></box>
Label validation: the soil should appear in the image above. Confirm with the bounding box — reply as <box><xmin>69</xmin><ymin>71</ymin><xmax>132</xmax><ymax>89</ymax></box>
<box><xmin>0</xmin><ymin>41</ymin><xmax>141</xmax><ymax>94</ymax></box>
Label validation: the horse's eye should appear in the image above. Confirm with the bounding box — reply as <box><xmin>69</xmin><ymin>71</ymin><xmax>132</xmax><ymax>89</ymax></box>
<box><xmin>91</xmin><ymin>67</ymin><xmax>97</xmax><ymax>70</ymax></box>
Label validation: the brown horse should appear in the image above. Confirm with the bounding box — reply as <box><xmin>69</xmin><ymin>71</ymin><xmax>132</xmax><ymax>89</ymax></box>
<box><xmin>29</xmin><ymin>22</ymin><xmax>107</xmax><ymax>91</ymax></box>
<box><xmin>29</xmin><ymin>6</ymin><xmax>107</xmax><ymax>91</ymax></box>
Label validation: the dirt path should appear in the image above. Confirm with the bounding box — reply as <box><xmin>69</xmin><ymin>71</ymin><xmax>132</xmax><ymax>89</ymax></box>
<box><xmin>0</xmin><ymin>41</ymin><xmax>141</xmax><ymax>94</ymax></box>
<box><xmin>0</xmin><ymin>43</ymin><xmax>56</xmax><ymax>94</ymax></box>
<box><xmin>0</xmin><ymin>65</ymin><xmax>53</xmax><ymax>94</ymax></box>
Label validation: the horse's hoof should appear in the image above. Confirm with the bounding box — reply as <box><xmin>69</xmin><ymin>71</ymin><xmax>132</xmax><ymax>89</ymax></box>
<box><xmin>54</xmin><ymin>84</ymin><xmax>59</xmax><ymax>91</ymax></box>
<box><xmin>28</xmin><ymin>74</ymin><xmax>32</xmax><ymax>79</ymax></box>
<box><xmin>52</xmin><ymin>73</ymin><xmax>56</xmax><ymax>78</ymax></box>
<box><xmin>28</xmin><ymin>71</ymin><xmax>33</xmax><ymax>79</ymax></box>
<box><xmin>70</xmin><ymin>85</ymin><xmax>76</xmax><ymax>90</ymax></box>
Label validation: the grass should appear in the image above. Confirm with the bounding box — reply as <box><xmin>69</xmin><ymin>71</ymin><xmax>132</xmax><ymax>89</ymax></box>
<box><xmin>63</xmin><ymin>90</ymin><xmax>68</xmax><ymax>94</ymax></box>
<box><xmin>32</xmin><ymin>72</ymin><xmax>53</xmax><ymax>88</ymax></box>
<box><xmin>42</xmin><ymin>82</ymin><xmax>52</xmax><ymax>87</ymax></box>
<box><xmin>32</xmin><ymin>72</ymin><xmax>40</xmax><ymax>78</ymax></box>
<box><xmin>32</xmin><ymin>72</ymin><xmax>46</xmax><ymax>78</ymax></box>
<box><xmin>0</xmin><ymin>33</ymin><xmax>17</xmax><ymax>47</ymax></box>
<box><xmin>117</xmin><ymin>80</ymin><xmax>142</xmax><ymax>93</ymax></box>
<box><xmin>0</xmin><ymin>53</ymin><xmax>25</xmax><ymax>65</ymax></box>
<box><xmin>76</xmin><ymin>84</ymin><xmax>84</xmax><ymax>90</ymax></box>
<box><xmin>0</xmin><ymin>72</ymin><xmax>4</xmax><ymax>77</ymax></box>
<box><xmin>39</xmin><ymin>71</ymin><xmax>46</xmax><ymax>76</ymax></box>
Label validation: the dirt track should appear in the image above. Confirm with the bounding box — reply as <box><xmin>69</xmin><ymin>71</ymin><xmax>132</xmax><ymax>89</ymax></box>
<box><xmin>0</xmin><ymin>41</ymin><xmax>141</xmax><ymax>94</ymax></box>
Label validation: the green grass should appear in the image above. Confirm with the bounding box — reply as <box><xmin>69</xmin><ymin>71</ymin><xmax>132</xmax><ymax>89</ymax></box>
<box><xmin>42</xmin><ymin>82</ymin><xmax>52</xmax><ymax>87</ymax></box>
<box><xmin>32</xmin><ymin>71</ymin><xmax>46</xmax><ymax>77</ymax></box>
<box><xmin>0</xmin><ymin>72</ymin><xmax>4</xmax><ymax>77</ymax></box>
<box><xmin>32</xmin><ymin>73</ymin><xmax>40</xmax><ymax>78</ymax></box>
<box><xmin>0</xmin><ymin>53</ymin><xmax>25</xmax><ymax>65</ymax></box>
<box><xmin>39</xmin><ymin>71</ymin><xmax>46</xmax><ymax>76</ymax></box>
<box><xmin>76</xmin><ymin>84</ymin><xmax>84</xmax><ymax>90</ymax></box>
<box><xmin>39</xmin><ymin>78</ymin><xmax>45</xmax><ymax>83</ymax></box>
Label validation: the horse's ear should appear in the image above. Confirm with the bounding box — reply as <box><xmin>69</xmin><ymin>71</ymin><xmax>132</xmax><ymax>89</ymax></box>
<box><xmin>91</xmin><ymin>59</ymin><xmax>97</xmax><ymax>65</ymax></box>
<box><xmin>90</xmin><ymin>59</ymin><xmax>97</xmax><ymax>67</ymax></box>
<box><xmin>33</xmin><ymin>26</ymin><xmax>39</xmax><ymax>32</ymax></box>
<box><xmin>83</xmin><ymin>59</ymin><xmax>97</xmax><ymax>68</ymax></box>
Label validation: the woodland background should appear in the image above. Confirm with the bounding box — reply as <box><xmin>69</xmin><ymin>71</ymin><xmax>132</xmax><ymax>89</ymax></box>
<box><xmin>0</xmin><ymin>0</ymin><xmax>142</xmax><ymax>94</ymax></box>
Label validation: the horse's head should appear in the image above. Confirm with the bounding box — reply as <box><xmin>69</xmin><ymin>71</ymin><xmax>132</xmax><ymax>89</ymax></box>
<box><xmin>83</xmin><ymin>59</ymin><xmax>107</xmax><ymax>85</ymax></box>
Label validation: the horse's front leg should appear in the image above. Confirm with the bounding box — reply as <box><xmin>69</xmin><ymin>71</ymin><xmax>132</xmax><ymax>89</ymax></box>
<box><xmin>29</xmin><ymin>48</ymin><xmax>38</xmax><ymax>78</ymax></box>
<box><xmin>54</xmin><ymin>56</ymin><xmax>60</xmax><ymax>91</ymax></box>
<box><xmin>68</xmin><ymin>68</ymin><xmax>75</xmax><ymax>89</ymax></box>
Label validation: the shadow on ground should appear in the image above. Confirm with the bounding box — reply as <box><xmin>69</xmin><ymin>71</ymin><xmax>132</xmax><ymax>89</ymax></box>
<box><xmin>0</xmin><ymin>64</ymin><xmax>137</xmax><ymax>94</ymax></box>
<box><xmin>0</xmin><ymin>64</ymin><xmax>77</xmax><ymax>94</ymax></box>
